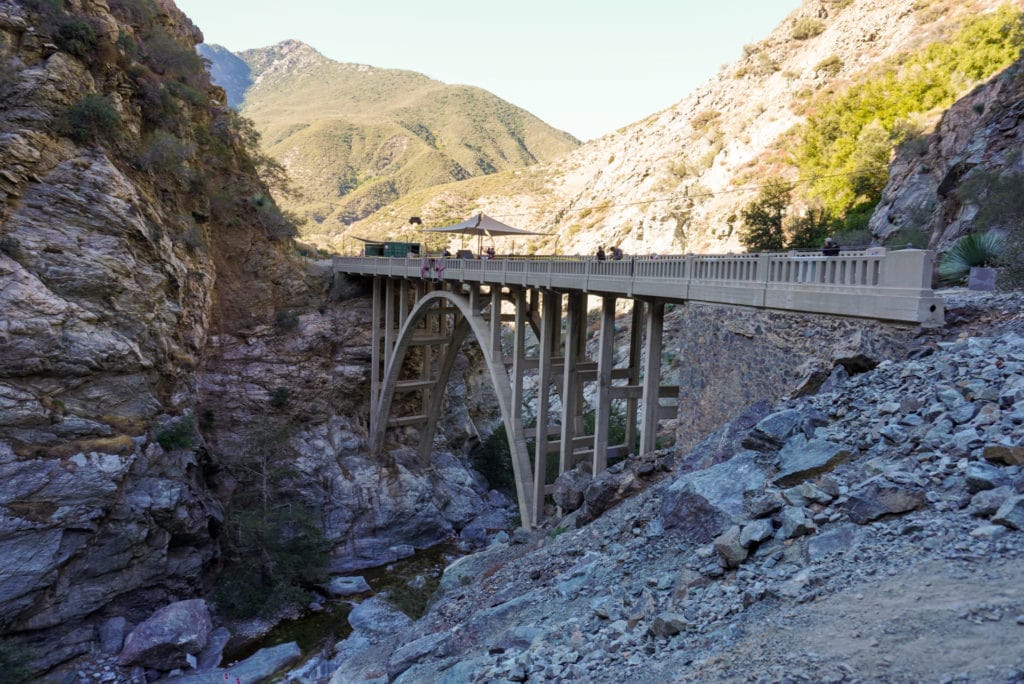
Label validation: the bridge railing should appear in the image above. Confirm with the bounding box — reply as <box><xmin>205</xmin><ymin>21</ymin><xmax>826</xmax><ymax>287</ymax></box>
<box><xmin>333</xmin><ymin>249</ymin><xmax>943</xmax><ymax>325</ymax></box>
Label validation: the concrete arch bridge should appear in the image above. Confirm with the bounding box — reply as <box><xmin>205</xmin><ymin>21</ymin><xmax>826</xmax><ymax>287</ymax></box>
<box><xmin>334</xmin><ymin>250</ymin><xmax>943</xmax><ymax>527</ymax></box>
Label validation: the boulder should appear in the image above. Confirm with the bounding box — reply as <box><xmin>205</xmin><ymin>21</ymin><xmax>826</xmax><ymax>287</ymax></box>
<box><xmin>967</xmin><ymin>486</ymin><xmax>1015</xmax><ymax>518</ymax></box>
<box><xmin>649</xmin><ymin>612</ymin><xmax>692</xmax><ymax>637</ymax></box>
<box><xmin>805</xmin><ymin>524</ymin><xmax>865</xmax><ymax>562</ymax></box>
<box><xmin>347</xmin><ymin>596</ymin><xmax>413</xmax><ymax>639</ymax></box>
<box><xmin>965</xmin><ymin>461</ymin><xmax>1012</xmax><ymax>493</ymax></box>
<box><xmin>386</xmin><ymin>631</ymin><xmax>454</xmax><ymax>679</ymax></box>
<box><xmin>117</xmin><ymin>599</ymin><xmax>212</xmax><ymax>670</ymax></box>
<box><xmin>742</xmin><ymin>409</ymin><xmax>805</xmax><ymax>452</ymax></box>
<box><xmin>99</xmin><ymin>616</ymin><xmax>128</xmax><ymax>656</ymax></box>
<box><xmin>713</xmin><ymin>525</ymin><xmax>748</xmax><ymax>567</ymax></box>
<box><xmin>660</xmin><ymin>451</ymin><xmax>768</xmax><ymax>542</ymax></box>
<box><xmin>983</xmin><ymin>445</ymin><xmax>1024</xmax><ymax>466</ymax></box>
<box><xmin>165</xmin><ymin>642</ymin><xmax>301</xmax><ymax>684</ymax></box>
<box><xmin>840</xmin><ymin>480</ymin><xmax>927</xmax><ymax>524</ymax></box>
<box><xmin>776</xmin><ymin>507</ymin><xmax>814</xmax><ymax>540</ymax></box>
<box><xmin>739</xmin><ymin>518</ymin><xmax>775</xmax><ymax>548</ymax></box>
<box><xmin>992</xmin><ymin>495</ymin><xmax>1024</xmax><ymax>530</ymax></box>
<box><xmin>773</xmin><ymin>435</ymin><xmax>854</xmax><ymax>487</ymax></box>
<box><xmin>552</xmin><ymin>465</ymin><xmax>592</xmax><ymax>512</ymax></box>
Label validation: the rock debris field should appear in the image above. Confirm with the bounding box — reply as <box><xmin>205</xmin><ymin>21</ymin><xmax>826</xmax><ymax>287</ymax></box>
<box><xmin>318</xmin><ymin>290</ymin><xmax>1024</xmax><ymax>684</ymax></box>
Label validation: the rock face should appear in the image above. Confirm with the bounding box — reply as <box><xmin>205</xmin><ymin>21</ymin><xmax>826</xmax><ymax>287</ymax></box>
<box><xmin>870</xmin><ymin>57</ymin><xmax>1024</xmax><ymax>251</ymax></box>
<box><xmin>667</xmin><ymin>302</ymin><xmax>916</xmax><ymax>453</ymax></box>
<box><xmin>0</xmin><ymin>5</ymin><xmax>515</xmax><ymax>675</ymax></box>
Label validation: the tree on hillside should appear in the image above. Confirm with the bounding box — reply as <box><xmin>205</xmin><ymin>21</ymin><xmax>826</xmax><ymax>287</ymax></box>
<box><xmin>740</xmin><ymin>178</ymin><xmax>791</xmax><ymax>252</ymax></box>
<box><xmin>787</xmin><ymin>206</ymin><xmax>835</xmax><ymax>249</ymax></box>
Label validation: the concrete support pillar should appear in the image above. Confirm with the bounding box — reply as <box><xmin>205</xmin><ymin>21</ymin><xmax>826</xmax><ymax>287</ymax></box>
<box><xmin>533</xmin><ymin>289</ymin><xmax>559</xmax><ymax>526</ymax></box>
<box><xmin>399</xmin><ymin>279</ymin><xmax>409</xmax><ymax>329</ymax></box>
<box><xmin>640</xmin><ymin>300</ymin><xmax>664</xmax><ymax>456</ymax></box>
<box><xmin>559</xmin><ymin>291</ymin><xmax>585</xmax><ymax>475</ymax></box>
<box><xmin>511</xmin><ymin>288</ymin><xmax>527</xmax><ymax>440</ymax></box>
<box><xmin>593</xmin><ymin>295</ymin><xmax>616</xmax><ymax>474</ymax></box>
<box><xmin>624</xmin><ymin>301</ymin><xmax>643</xmax><ymax>454</ymax></box>
<box><xmin>370</xmin><ymin>277</ymin><xmax>382</xmax><ymax>423</ymax></box>
<box><xmin>384</xmin><ymin>278</ymin><xmax>396</xmax><ymax>356</ymax></box>
<box><xmin>490</xmin><ymin>287</ymin><xmax>502</xmax><ymax>357</ymax></box>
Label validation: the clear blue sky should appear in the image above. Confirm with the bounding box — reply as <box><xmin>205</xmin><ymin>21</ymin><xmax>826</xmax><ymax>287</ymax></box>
<box><xmin>174</xmin><ymin>0</ymin><xmax>801</xmax><ymax>141</ymax></box>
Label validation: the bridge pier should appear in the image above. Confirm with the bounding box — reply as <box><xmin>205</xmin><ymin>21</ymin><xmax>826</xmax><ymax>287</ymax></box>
<box><xmin>366</xmin><ymin>276</ymin><xmax>677</xmax><ymax>527</ymax></box>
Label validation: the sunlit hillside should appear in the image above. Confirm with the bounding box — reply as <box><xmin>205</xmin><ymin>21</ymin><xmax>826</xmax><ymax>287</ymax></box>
<box><xmin>200</xmin><ymin>40</ymin><xmax>579</xmax><ymax>241</ymax></box>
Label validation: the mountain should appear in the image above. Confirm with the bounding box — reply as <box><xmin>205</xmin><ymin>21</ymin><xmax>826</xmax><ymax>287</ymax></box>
<box><xmin>344</xmin><ymin>0</ymin><xmax>1023</xmax><ymax>257</ymax></box>
<box><xmin>199</xmin><ymin>40</ymin><xmax>580</xmax><ymax>239</ymax></box>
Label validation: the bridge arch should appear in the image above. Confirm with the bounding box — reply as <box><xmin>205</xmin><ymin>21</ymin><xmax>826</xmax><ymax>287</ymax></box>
<box><xmin>369</xmin><ymin>289</ymin><xmax>535</xmax><ymax>526</ymax></box>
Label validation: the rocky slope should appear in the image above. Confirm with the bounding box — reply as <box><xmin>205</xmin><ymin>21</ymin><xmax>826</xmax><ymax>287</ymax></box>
<box><xmin>199</xmin><ymin>40</ymin><xmax>580</xmax><ymax>239</ymax></box>
<box><xmin>305</xmin><ymin>289</ymin><xmax>1024</xmax><ymax>683</ymax></box>
<box><xmin>344</xmin><ymin>0</ymin><xmax>1021</xmax><ymax>258</ymax></box>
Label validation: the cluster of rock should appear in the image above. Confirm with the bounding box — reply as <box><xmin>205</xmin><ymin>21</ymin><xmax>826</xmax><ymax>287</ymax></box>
<box><xmin>306</xmin><ymin>292</ymin><xmax>1024</xmax><ymax>683</ymax></box>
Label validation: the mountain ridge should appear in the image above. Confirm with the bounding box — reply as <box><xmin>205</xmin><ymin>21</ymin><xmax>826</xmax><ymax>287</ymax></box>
<box><xmin>340</xmin><ymin>0</ymin><xmax>1022</xmax><ymax>258</ymax></box>
<box><xmin>200</xmin><ymin>40</ymin><xmax>580</xmax><ymax>235</ymax></box>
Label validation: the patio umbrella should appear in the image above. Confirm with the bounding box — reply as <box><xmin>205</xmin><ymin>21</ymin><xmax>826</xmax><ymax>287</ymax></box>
<box><xmin>421</xmin><ymin>213</ymin><xmax>544</xmax><ymax>255</ymax></box>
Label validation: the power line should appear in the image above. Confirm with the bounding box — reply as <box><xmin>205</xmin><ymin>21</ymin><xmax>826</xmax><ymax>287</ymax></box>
<box><xmin>285</xmin><ymin>159</ymin><xmax>912</xmax><ymax>226</ymax></box>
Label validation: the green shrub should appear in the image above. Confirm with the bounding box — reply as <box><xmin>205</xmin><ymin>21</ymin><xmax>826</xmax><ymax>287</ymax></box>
<box><xmin>156</xmin><ymin>415</ymin><xmax>195</xmax><ymax>451</ymax></box>
<box><xmin>887</xmin><ymin>225</ymin><xmax>930</xmax><ymax>249</ymax></box>
<box><xmin>269</xmin><ymin>387</ymin><xmax>291</xmax><ymax>408</ymax></box>
<box><xmin>938</xmin><ymin>231</ymin><xmax>1006</xmax><ymax>283</ymax></box>
<box><xmin>275</xmin><ymin>310</ymin><xmax>299</xmax><ymax>330</ymax></box>
<box><xmin>137</xmin><ymin>131</ymin><xmax>194</xmax><ymax>183</ymax></box>
<box><xmin>815</xmin><ymin>55</ymin><xmax>843</xmax><ymax>77</ymax></box>
<box><xmin>794</xmin><ymin>7</ymin><xmax>1023</xmax><ymax>221</ymax></box>
<box><xmin>54</xmin><ymin>14</ymin><xmax>98</xmax><ymax>59</ymax></box>
<box><xmin>142</xmin><ymin>30</ymin><xmax>204</xmax><ymax>81</ymax></box>
<box><xmin>792</xmin><ymin>17</ymin><xmax>825</xmax><ymax>40</ymax></box>
<box><xmin>0</xmin><ymin>235</ymin><xmax>23</xmax><ymax>260</ymax></box>
<box><xmin>61</xmin><ymin>94</ymin><xmax>121</xmax><ymax>145</ymax></box>
<box><xmin>786</xmin><ymin>207</ymin><xmax>836</xmax><ymax>249</ymax></box>
<box><xmin>213</xmin><ymin>506</ymin><xmax>328</xmax><ymax>619</ymax></box>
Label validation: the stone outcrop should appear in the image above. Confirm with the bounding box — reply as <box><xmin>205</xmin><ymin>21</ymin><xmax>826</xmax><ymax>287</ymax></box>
<box><xmin>871</xmin><ymin>57</ymin><xmax>1024</xmax><ymax>251</ymax></box>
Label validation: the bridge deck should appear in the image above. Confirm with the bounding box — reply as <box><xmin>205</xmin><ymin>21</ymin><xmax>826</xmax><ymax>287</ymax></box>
<box><xmin>335</xmin><ymin>249</ymin><xmax>943</xmax><ymax>325</ymax></box>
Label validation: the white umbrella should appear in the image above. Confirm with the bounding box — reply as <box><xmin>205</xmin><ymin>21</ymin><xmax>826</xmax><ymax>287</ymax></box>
<box><xmin>421</xmin><ymin>213</ymin><xmax>544</xmax><ymax>255</ymax></box>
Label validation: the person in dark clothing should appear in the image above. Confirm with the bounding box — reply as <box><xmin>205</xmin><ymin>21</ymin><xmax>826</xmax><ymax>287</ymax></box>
<box><xmin>596</xmin><ymin>246</ymin><xmax>606</xmax><ymax>261</ymax></box>
<box><xmin>822</xmin><ymin>237</ymin><xmax>840</xmax><ymax>256</ymax></box>
<box><xmin>611</xmin><ymin>245</ymin><xmax>623</xmax><ymax>260</ymax></box>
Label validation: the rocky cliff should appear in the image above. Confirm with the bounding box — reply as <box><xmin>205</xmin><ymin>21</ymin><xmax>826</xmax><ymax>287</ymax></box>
<box><xmin>0</xmin><ymin>0</ymin><xmax>511</xmax><ymax>676</ymax></box>
<box><xmin>870</xmin><ymin>56</ymin><xmax>1024</xmax><ymax>250</ymax></box>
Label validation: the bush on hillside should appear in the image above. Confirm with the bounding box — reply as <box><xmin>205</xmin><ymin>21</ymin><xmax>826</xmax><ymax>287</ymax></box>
<box><xmin>53</xmin><ymin>14</ymin><xmax>98</xmax><ymax>59</ymax></box>
<box><xmin>793</xmin><ymin>7</ymin><xmax>1023</xmax><ymax>224</ymax></box>
<box><xmin>792</xmin><ymin>18</ymin><xmax>825</xmax><ymax>40</ymax></box>
<box><xmin>60</xmin><ymin>94</ymin><xmax>121</xmax><ymax>145</ymax></box>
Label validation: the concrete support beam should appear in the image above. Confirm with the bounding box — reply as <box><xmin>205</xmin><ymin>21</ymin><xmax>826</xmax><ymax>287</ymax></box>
<box><xmin>593</xmin><ymin>295</ymin><xmax>616</xmax><ymax>474</ymax></box>
<box><xmin>490</xmin><ymin>287</ymin><xmax>502</xmax><ymax>357</ymax></box>
<box><xmin>640</xmin><ymin>300</ymin><xmax>664</xmax><ymax>456</ymax></box>
<box><xmin>533</xmin><ymin>290</ymin><xmax>559</xmax><ymax>526</ymax></box>
<box><xmin>384</xmin><ymin>278</ymin><xmax>396</xmax><ymax>356</ymax></box>
<box><xmin>370</xmin><ymin>277</ymin><xmax>382</xmax><ymax>426</ymax></box>
<box><xmin>624</xmin><ymin>301</ymin><xmax>643</xmax><ymax>455</ymax></box>
<box><xmin>559</xmin><ymin>292</ymin><xmax>585</xmax><ymax>475</ymax></box>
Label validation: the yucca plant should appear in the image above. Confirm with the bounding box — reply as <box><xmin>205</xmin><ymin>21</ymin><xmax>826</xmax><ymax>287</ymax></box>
<box><xmin>938</xmin><ymin>230</ymin><xmax>1006</xmax><ymax>283</ymax></box>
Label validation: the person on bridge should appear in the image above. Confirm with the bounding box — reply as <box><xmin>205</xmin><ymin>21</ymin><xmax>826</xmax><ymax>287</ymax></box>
<box><xmin>596</xmin><ymin>246</ymin><xmax>606</xmax><ymax>261</ymax></box>
<box><xmin>611</xmin><ymin>245</ymin><xmax>623</xmax><ymax>260</ymax></box>
<box><xmin>822</xmin><ymin>237</ymin><xmax>840</xmax><ymax>256</ymax></box>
